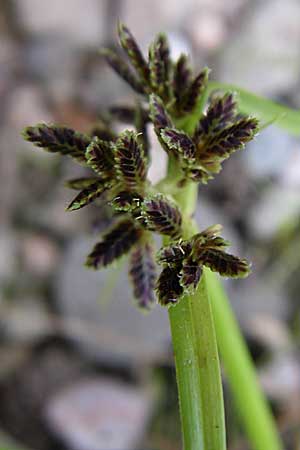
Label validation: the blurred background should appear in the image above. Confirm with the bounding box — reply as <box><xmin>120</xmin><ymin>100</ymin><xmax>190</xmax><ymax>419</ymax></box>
<box><xmin>1</xmin><ymin>0</ymin><xmax>300</xmax><ymax>449</ymax></box>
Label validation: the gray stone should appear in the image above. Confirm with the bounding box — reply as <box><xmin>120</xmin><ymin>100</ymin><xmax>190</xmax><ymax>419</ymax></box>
<box><xmin>45</xmin><ymin>377</ymin><xmax>152</xmax><ymax>450</ymax></box>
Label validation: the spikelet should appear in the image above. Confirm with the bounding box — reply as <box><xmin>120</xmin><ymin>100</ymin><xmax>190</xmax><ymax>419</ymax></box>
<box><xmin>141</xmin><ymin>194</ymin><xmax>182</xmax><ymax>238</ymax></box>
<box><xmin>22</xmin><ymin>124</ymin><xmax>90</xmax><ymax>163</ymax></box>
<box><xmin>86</xmin><ymin>220</ymin><xmax>142</xmax><ymax>269</ymax></box>
<box><xmin>129</xmin><ymin>240</ymin><xmax>156</xmax><ymax>310</ymax></box>
<box><xmin>113</xmin><ymin>130</ymin><xmax>147</xmax><ymax>190</ymax></box>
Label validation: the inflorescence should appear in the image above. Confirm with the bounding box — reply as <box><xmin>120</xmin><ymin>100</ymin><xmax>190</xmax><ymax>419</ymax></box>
<box><xmin>22</xmin><ymin>23</ymin><xmax>258</xmax><ymax>310</ymax></box>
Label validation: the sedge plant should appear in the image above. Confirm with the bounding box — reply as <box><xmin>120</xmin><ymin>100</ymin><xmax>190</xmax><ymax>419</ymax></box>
<box><xmin>22</xmin><ymin>23</ymin><xmax>300</xmax><ymax>450</ymax></box>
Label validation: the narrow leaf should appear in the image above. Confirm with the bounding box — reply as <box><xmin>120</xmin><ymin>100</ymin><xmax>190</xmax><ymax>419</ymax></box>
<box><xmin>86</xmin><ymin>219</ymin><xmax>142</xmax><ymax>268</ymax></box>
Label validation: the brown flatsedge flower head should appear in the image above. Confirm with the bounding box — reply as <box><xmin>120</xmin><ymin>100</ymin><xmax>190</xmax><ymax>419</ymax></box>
<box><xmin>141</xmin><ymin>194</ymin><xmax>182</xmax><ymax>239</ymax></box>
<box><xmin>156</xmin><ymin>225</ymin><xmax>250</xmax><ymax>306</ymax></box>
<box><xmin>22</xmin><ymin>23</ymin><xmax>255</xmax><ymax>311</ymax></box>
<box><xmin>151</xmin><ymin>93</ymin><xmax>259</xmax><ymax>185</ymax></box>
<box><xmin>102</xmin><ymin>22</ymin><xmax>211</xmax><ymax>117</ymax></box>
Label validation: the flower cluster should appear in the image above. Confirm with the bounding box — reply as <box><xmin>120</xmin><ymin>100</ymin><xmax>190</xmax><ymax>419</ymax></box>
<box><xmin>22</xmin><ymin>23</ymin><xmax>256</xmax><ymax>310</ymax></box>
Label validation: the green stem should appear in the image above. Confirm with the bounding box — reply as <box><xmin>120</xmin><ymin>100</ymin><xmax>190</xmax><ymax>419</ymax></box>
<box><xmin>205</xmin><ymin>270</ymin><xmax>283</xmax><ymax>450</ymax></box>
<box><xmin>167</xmin><ymin>175</ymin><xmax>226</xmax><ymax>450</ymax></box>
<box><xmin>168</xmin><ymin>272</ymin><xmax>226</xmax><ymax>450</ymax></box>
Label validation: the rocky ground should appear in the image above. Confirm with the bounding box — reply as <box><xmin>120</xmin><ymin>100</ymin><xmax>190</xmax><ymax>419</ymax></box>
<box><xmin>1</xmin><ymin>1</ymin><xmax>300</xmax><ymax>449</ymax></box>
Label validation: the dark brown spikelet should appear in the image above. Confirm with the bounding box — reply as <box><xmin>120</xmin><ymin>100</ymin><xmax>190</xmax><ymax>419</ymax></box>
<box><xmin>156</xmin><ymin>266</ymin><xmax>183</xmax><ymax>306</ymax></box>
<box><xmin>129</xmin><ymin>241</ymin><xmax>156</xmax><ymax>310</ymax></box>
<box><xmin>141</xmin><ymin>194</ymin><xmax>182</xmax><ymax>238</ymax></box>
<box><xmin>22</xmin><ymin>124</ymin><xmax>90</xmax><ymax>163</ymax></box>
<box><xmin>66</xmin><ymin>180</ymin><xmax>109</xmax><ymax>211</ymax></box>
<box><xmin>195</xmin><ymin>92</ymin><xmax>237</xmax><ymax>139</ymax></box>
<box><xmin>148</xmin><ymin>33</ymin><xmax>171</xmax><ymax>101</ymax></box>
<box><xmin>86</xmin><ymin>137</ymin><xmax>114</xmax><ymax>178</ymax></box>
<box><xmin>191</xmin><ymin>225</ymin><xmax>230</xmax><ymax>259</ymax></box>
<box><xmin>101</xmin><ymin>48</ymin><xmax>146</xmax><ymax>94</ymax></box>
<box><xmin>190</xmin><ymin>224</ymin><xmax>223</xmax><ymax>247</ymax></box>
<box><xmin>160</xmin><ymin>128</ymin><xmax>196</xmax><ymax>163</ymax></box>
<box><xmin>113</xmin><ymin>130</ymin><xmax>147</xmax><ymax>190</ymax></box>
<box><xmin>64</xmin><ymin>177</ymin><xmax>101</xmax><ymax>190</ymax></box>
<box><xmin>181</xmin><ymin>67</ymin><xmax>210</xmax><ymax>113</ymax></box>
<box><xmin>198</xmin><ymin>249</ymin><xmax>250</xmax><ymax>278</ymax></box>
<box><xmin>201</xmin><ymin>117</ymin><xmax>259</xmax><ymax>162</ymax></box>
<box><xmin>157</xmin><ymin>241</ymin><xmax>192</xmax><ymax>266</ymax></box>
<box><xmin>118</xmin><ymin>22</ymin><xmax>150</xmax><ymax>85</ymax></box>
<box><xmin>149</xmin><ymin>94</ymin><xmax>172</xmax><ymax>131</ymax></box>
<box><xmin>149</xmin><ymin>94</ymin><xmax>173</xmax><ymax>154</ymax></box>
<box><xmin>86</xmin><ymin>219</ymin><xmax>142</xmax><ymax>269</ymax></box>
<box><xmin>173</xmin><ymin>54</ymin><xmax>192</xmax><ymax>110</ymax></box>
<box><xmin>180</xmin><ymin>257</ymin><xmax>202</xmax><ymax>293</ymax></box>
<box><xmin>110</xmin><ymin>191</ymin><xmax>143</xmax><ymax>212</ymax></box>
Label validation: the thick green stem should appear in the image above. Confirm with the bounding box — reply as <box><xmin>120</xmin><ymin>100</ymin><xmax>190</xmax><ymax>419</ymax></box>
<box><xmin>168</xmin><ymin>274</ymin><xmax>226</xmax><ymax>450</ymax></box>
<box><xmin>167</xmin><ymin>175</ymin><xmax>226</xmax><ymax>450</ymax></box>
<box><xmin>169</xmin><ymin>278</ymin><xmax>226</xmax><ymax>450</ymax></box>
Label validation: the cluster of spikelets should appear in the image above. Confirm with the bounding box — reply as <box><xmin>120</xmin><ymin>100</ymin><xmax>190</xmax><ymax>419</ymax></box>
<box><xmin>22</xmin><ymin>23</ymin><xmax>258</xmax><ymax>310</ymax></box>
